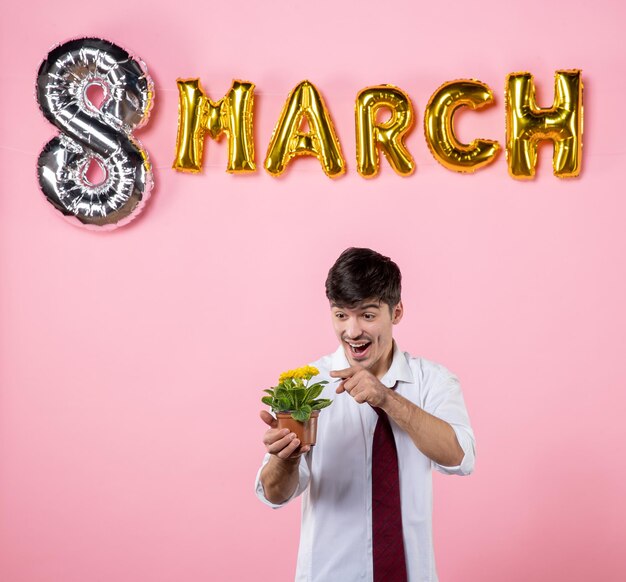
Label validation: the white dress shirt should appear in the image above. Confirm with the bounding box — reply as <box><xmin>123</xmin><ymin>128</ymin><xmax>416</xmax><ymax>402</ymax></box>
<box><xmin>255</xmin><ymin>343</ymin><xmax>476</xmax><ymax>582</ymax></box>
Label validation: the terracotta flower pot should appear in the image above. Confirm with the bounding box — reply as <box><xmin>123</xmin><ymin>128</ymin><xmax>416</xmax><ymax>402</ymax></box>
<box><xmin>276</xmin><ymin>410</ymin><xmax>320</xmax><ymax>446</ymax></box>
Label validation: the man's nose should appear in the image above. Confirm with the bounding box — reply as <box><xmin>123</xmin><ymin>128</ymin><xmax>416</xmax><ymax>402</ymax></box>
<box><xmin>344</xmin><ymin>318</ymin><xmax>363</xmax><ymax>339</ymax></box>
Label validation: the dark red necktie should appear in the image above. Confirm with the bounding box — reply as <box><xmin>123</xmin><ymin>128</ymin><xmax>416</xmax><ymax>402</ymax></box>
<box><xmin>372</xmin><ymin>406</ymin><xmax>408</xmax><ymax>582</ymax></box>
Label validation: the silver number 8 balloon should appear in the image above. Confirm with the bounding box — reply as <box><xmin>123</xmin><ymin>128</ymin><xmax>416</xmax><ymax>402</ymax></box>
<box><xmin>36</xmin><ymin>38</ymin><xmax>154</xmax><ymax>229</ymax></box>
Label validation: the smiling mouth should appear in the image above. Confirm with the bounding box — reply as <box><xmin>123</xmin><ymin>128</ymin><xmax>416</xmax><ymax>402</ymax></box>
<box><xmin>346</xmin><ymin>341</ymin><xmax>372</xmax><ymax>357</ymax></box>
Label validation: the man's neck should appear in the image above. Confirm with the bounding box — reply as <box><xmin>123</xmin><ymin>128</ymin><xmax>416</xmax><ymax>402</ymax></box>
<box><xmin>371</xmin><ymin>342</ymin><xmax>395</xmax><ymax>379</ymax></box>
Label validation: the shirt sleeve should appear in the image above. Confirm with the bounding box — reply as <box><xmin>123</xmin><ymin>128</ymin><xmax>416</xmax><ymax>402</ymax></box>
<box><xmin>254</xmin><ymin>452</ymin><xmax>312</xmax><ymax>508</ymax></box>
<box><xmin>423</xmin><ymin>367</ymin><xmax>476</xmax><ymax>476</ymax></box>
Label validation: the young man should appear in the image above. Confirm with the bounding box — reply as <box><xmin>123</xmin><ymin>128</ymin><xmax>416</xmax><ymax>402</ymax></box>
<box><xmin>255</xmin><ymin>248</ymin><xmax>475</xmax><ymax>582</ymax></box>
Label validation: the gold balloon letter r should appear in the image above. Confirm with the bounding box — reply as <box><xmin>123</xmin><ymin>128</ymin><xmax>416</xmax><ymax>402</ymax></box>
<box><xmin>355</xmin><ymin>85</ymin><xmax>415</xmax><ymax>178</ymax></box>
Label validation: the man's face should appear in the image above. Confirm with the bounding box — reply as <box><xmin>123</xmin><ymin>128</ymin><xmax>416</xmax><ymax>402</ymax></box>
<box><xmin>330</xmin><ymin>299</ymin><xmax>403</xmax><ymax>379</ymax></box>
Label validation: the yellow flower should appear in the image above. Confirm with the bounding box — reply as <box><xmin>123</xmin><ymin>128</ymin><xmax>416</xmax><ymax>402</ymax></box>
<box><xmin>301</xmin><ymin>365</ymin><xmax>319</xmax><ymax>379</ymax></box>
<box><xmin>278</xmin><ymin>365</ymin><xmax>320</xmax><ymax>383</ymax></box>
<box><xmin>278</xmin><ymin>369</ymin><xmax>295</xmax><ymax>383</ymax></box>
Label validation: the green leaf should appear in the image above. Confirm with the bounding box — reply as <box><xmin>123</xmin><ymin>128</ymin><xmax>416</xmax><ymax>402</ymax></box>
<box><xmin>304</xmin><ymin>383</ymin><xmax>325</xmax><ymax>402</ymax></box>
<box><xmin>291</xmin><ymin>405</ymin><xmax>312</xmax><ymax>422</ymax></box>
<box><xmin>311</xmin><ymin>399</ymin><xmax>332</xmax><ymax>410</ymax></box>
<box><xmin>261</xmin><ymin>396</ymin><xmax>274</xmax><ymax>407</ymax></box>
<box><xmin>292</xmin><ymin>388</ymin><xmax>306</xmax><ymax>408</ymax></box>
<box><xmin>277</xmin><ymin>397</ymin><xmax>292</xmax><ymax>411</ymax></box>
<box><xmin>263</xmin><ymin>389</ymin><xmax>274</xmax><ymax>395</ymax></box>
<box><xmin>274</xmin><ymin>388</ymin><xmax>288</xmax><ymax>400</ymax></box>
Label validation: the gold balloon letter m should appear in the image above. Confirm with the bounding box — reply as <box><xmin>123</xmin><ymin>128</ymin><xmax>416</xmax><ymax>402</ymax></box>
<box><xmin>506</xmin><ymin>70</ymin><xmax>583</xmax><ymax>179</ymax></box>
<box><xmin>173</xmin><ymin>79</ymin><xmax>256</xmax><ymax>173</ymax></box>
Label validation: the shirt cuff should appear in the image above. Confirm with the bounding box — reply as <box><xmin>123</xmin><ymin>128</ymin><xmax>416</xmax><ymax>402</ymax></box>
<box><xmin>433</xmin><ymin>424</ymin><xmax>475</xmax><ymax>476</ymax></box>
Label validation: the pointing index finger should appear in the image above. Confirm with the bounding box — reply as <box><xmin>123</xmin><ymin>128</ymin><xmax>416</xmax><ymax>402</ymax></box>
<box><xmin>330</xmin><ymin>366</ymin><xmax>358</xmax><ymax>379</ymax></box>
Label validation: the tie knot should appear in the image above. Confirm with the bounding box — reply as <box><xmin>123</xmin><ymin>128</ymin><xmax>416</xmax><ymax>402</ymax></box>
<box><xmin>370</xmin><ymin>382</ymin><xmax>398</xmax><ymax>418</ymax></box>
<box><xmin>372</xmin><ymin>406</ymin><xmax>385</xmax><ymax>418</ymax></box>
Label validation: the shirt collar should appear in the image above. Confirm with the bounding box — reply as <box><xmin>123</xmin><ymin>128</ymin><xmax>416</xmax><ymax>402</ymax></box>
<box><xmin>329</xmin><ymin>341</ymin><xmax>414</xmax><ymax>387</ymax></box>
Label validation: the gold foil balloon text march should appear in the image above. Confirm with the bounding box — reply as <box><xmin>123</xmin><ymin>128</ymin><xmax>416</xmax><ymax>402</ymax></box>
<box><xmin>173</xmin><ymin>71</ymin><xmax>583</xmax><ymax>179</ymax></box>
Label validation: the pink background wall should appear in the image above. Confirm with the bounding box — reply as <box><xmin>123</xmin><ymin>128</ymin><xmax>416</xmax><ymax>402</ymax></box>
<box><xmin>1</xmin><ymin>0</ymin><xmax>625</xmax><ymax>580</ymax></box>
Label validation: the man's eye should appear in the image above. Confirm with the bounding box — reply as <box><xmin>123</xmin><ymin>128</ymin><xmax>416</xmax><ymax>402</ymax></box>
<box><xmin>335</xmin><ymin>313</ymin><xmax>345</xmax><ymax>319</ymax></box>
<box><xmin>363</xmin><ymin>313</ymin><xmax>375</xmax><ymax>320</ymax></box>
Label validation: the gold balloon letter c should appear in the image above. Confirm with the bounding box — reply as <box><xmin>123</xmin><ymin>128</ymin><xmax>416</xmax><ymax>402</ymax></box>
<box><xmin>424</xmin><ymin>80</ymin><xmax>500</xmax><ymax>173</ymax></box>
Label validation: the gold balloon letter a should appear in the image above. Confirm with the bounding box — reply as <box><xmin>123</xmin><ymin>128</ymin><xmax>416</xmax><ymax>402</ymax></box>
<box><xmin>424</xmin><ymin>80</ymin><xmax>500</xmax><ymax>173</ymax></box>
<box><xmin>506</xmin><ymin>70</ymin><xmax>583</xmax><ymax>179</ymax></box>
<box><xmin>355</xmin><ymin>85</ymin><xmax>415</xmax><ymax>178</ymax></box>
<box><xmin>173</xmin><ymin>79</ymin><xmax>256</xmax><ymax>173</ymax></box>
<box><xmin>265</xmin><ymin>81</ymin><xmax>345</xmax><ymax>178</ymax></box>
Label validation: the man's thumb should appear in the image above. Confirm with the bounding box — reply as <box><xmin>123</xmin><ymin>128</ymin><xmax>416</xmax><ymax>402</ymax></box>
<box><xmin>259</xmin><ymin>409</ymin><xmax>277</xmax><ymax>428</ymax></box>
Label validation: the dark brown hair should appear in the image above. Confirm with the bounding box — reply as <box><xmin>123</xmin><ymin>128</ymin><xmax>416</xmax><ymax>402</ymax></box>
<box><xmin>325</xmin><ymin>248</ymin><xmax>401</xmax><ymax>309</ymax></box>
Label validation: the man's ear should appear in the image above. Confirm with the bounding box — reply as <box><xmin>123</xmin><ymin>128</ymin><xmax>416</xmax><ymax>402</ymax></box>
<box><xmin>392</xmin><ymin>301</ymin><xmax>403</xmax><ymax>324</ymax></box>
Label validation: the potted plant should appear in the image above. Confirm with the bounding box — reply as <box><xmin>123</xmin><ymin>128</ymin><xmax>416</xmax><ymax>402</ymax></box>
<box><xmin>262</xmin><ymin>365</ymin><xmax>332</xmax><ymax>446</ymax></box>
